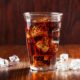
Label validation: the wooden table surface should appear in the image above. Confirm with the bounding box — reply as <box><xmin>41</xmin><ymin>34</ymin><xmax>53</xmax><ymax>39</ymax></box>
<box><xmin>0</xmin><ymin>45</ymin><xmax>80</xmax><ymax>80</ymax></box>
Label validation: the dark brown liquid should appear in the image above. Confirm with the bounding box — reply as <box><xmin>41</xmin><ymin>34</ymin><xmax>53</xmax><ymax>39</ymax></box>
<box><xmin>26</xmin><ymin>22</ymin><xmax>60</xmax><ymax>67</ymax></box>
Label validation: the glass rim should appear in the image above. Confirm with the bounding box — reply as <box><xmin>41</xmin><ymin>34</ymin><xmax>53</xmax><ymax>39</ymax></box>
<box><xmin>24</xmin><ymin>12</ymin><xmax>63</xmax><ymax>16</ymax></box>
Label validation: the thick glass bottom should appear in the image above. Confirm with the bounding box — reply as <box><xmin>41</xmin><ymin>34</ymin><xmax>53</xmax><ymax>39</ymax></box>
<box><xmin>30</xmin><ymin>65</ymin><xmax>55</xmax><ymax>71</ymax></box>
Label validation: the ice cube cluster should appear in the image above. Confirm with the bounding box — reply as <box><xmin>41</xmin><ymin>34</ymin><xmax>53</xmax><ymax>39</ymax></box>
<box><xmin>0</xmin><ymin>55</ymin><xmax>20</xmax><ymax>68</ymax></box>
<box><xmin>55</xmin><ymin>53</ymin><xmax>80</xmax><ymax>71</ymax></box>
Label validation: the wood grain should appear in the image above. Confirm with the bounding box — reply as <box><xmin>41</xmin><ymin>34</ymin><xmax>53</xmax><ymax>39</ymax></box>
<box><xmin>0</xmin><ymin>0</ymin><xmax>80</xmax><ymax>44</ymax></box>
<box><xmin>0</xmin><ymin>45</ymin><xmax>80</xmax><ymax>80</ymax></box>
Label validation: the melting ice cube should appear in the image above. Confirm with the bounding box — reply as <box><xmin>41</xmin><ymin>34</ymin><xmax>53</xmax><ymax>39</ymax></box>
<box><xmin>60</xmin><ymin>53</ymin><xmax>69</xmax><ymax>61</ymax></box>
<box><xmin>0</xmin><ymin>58</ymin><xmax>9</xmax><ymax>67</ymax></box>
<box><xmin>70</xmin><ymin>59</ymin><xmax>80</xmax><ymax>70</ymax></box>
<box><xmin>0</xmin><ymin>58</ymin><xmax>5</xmax><ymax>67</ymax></box>
<box><xmin>9</xmin><ymin>55</ymin><xmax>20</xmax><ymax>62</ymax></box>
<box><xmin>4</xmin><ymin>59</ymin><xmax>9</xmax><ymax>67</ymax></box>
<box><xmin>55</xmin><ymin>60</ymin><xmax>70</xmax><ymax>71</ymax></box>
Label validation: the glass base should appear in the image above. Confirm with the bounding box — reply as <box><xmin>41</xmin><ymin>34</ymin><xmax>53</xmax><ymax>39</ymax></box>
<box><xmin>30</xmin><ymin>65</ymin><xmax>55</xmax><ymax>71</ymax></box>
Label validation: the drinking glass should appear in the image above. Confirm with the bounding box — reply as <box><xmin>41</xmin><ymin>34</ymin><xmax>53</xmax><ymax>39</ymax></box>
<box><xmin>24</xmin><ymin>12</ymin><xmax>63</xmax><ymax>71</ymax></box>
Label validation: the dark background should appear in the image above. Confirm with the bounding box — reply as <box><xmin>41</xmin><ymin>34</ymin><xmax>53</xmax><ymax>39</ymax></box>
<box><xmin>0</xmin><ymin>0</ymin><xmax>80</xmax><ymax>45</ymax></box>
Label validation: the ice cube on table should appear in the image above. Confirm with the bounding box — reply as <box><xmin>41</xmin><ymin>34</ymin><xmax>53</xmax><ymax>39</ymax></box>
<box><xmin>4</xmin><ymin>59</ymin><xmax>9</xmax><ymax>67</ymax></box>
<box><xmin>70</xmin><ymin>59</ymin><xmax>80</xmax><ymax>70</ymax></box>
<box><xmin>0</xmin><ymin>58</ymin><xmax>5</xmax><ymax>67</ymax></box>
<box><xmin>55</xmin><ymin>60</ymin><xmax>70</xmax><ymax>71</ymax></box>
<box><xmin>60</xmin><ymin>53</ymin><xmax>69</xmax><ymax>61</ymax></box>
<box><xmin>0</xmin><ymin>58</ymin><xmax>9</xmax><ymax>67</ymax></box>
<box><xmin>9</xmin><ymin>55</ymin><xmax>20</xmax><ymax>62</ymax></box>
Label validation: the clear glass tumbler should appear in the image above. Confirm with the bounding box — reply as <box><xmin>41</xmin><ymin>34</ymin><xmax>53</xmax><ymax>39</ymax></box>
<box><xmin>24</xmin><ymin>12</ymin><xmax>63</xmax><ymax>71</ymax></box>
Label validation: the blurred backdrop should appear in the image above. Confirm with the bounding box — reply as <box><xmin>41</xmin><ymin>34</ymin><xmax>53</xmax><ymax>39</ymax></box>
<box><xmin>0</xmin><ymin>0</ymin><xmax>80</xmax><ymax>45</ymax></box>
